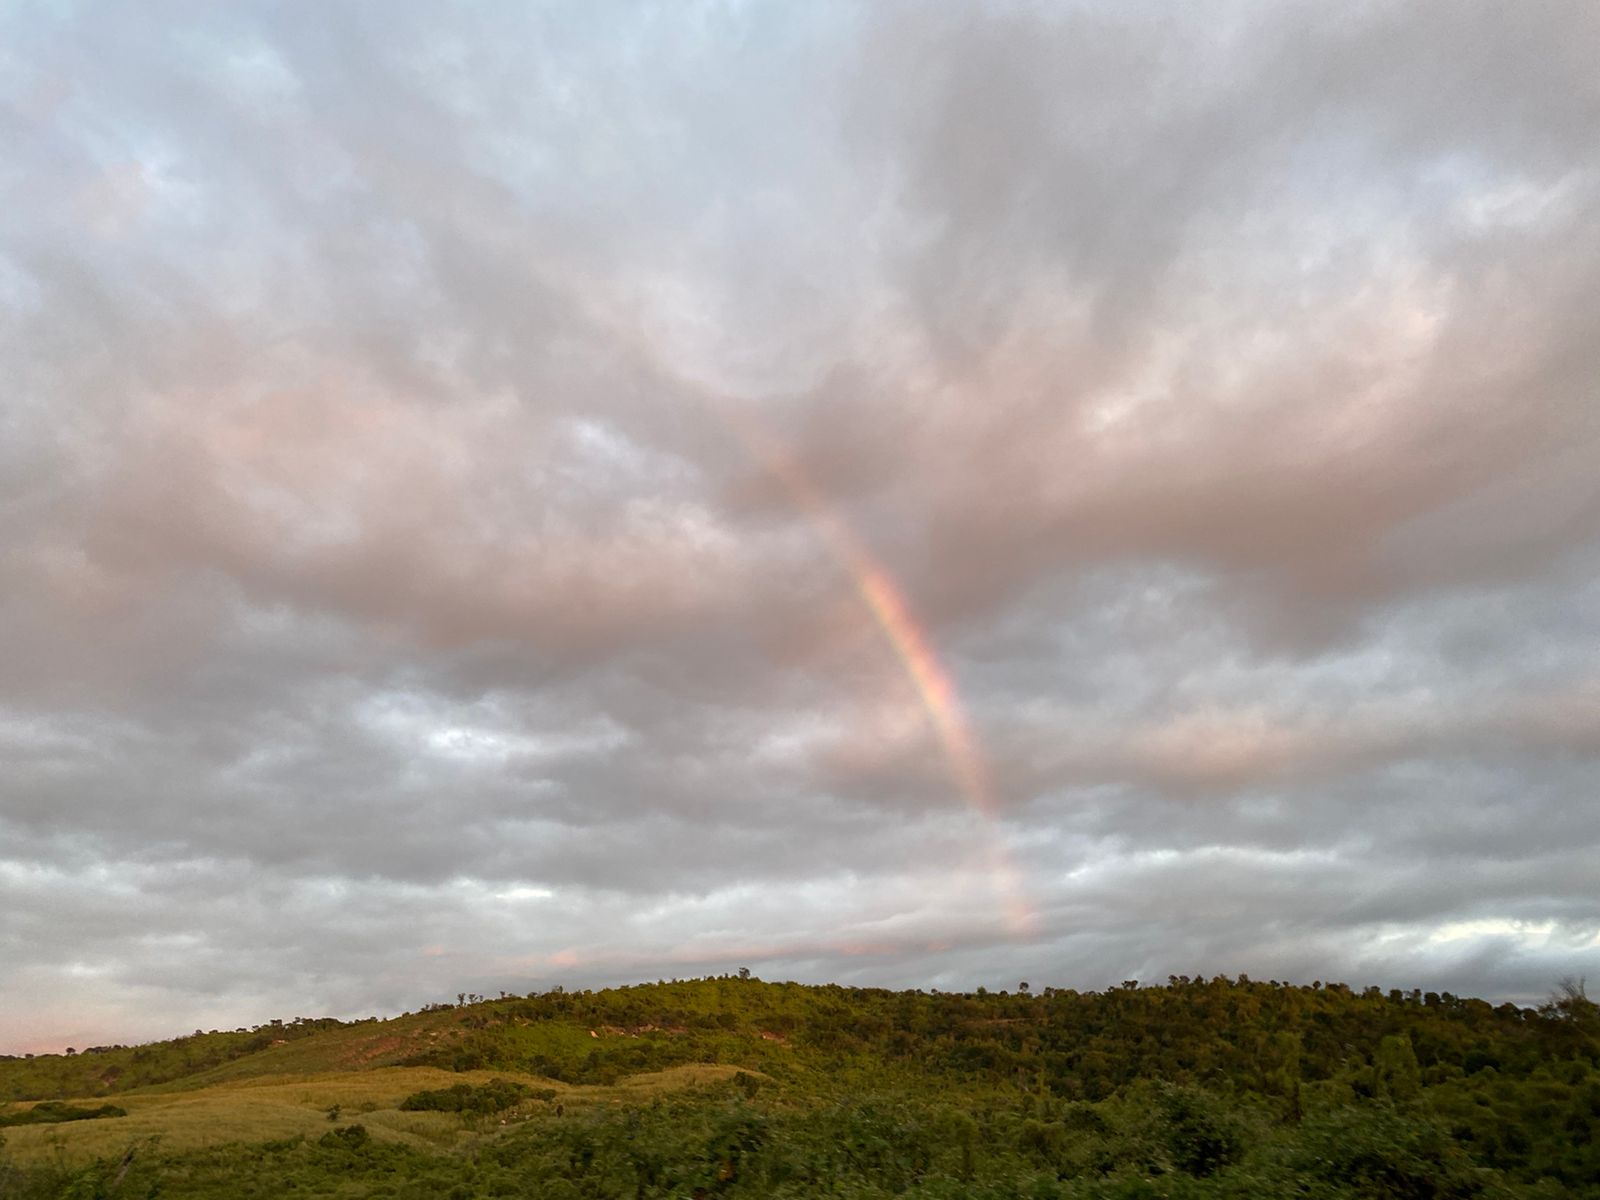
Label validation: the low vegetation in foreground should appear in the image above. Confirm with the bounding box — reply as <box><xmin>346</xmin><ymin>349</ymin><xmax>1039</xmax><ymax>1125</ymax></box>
<box><xmin>1</xmin><ymin>974</ymin><xmax>1597</xmax><ymax>1198</ymax></box>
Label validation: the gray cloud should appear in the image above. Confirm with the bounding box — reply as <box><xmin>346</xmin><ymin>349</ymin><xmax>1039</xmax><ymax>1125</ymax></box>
<box><xmin>2</xmin><ymin>0</ymin><xmax>1597</xmax><ymax>1051</ymax></box>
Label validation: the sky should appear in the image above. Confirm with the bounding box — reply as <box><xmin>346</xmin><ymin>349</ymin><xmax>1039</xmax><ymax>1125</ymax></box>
<box><xmin>2</xmin><ymin>0</ymin><xmax>1598</xmax><ymax>1053</ymax></box>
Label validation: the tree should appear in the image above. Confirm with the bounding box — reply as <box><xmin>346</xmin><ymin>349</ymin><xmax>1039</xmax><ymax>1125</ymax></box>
<box><xmin>1269</xmin><ymin>1031</ymin><xmax>1303</xmax><ymax>1123</ymax></box>
<box><xmin>1374</xmin><ymin>1033</ymin><xmax>1421</xmax><ymax>1101</ymax></box>
<box><xmin>1544</xmin><ymin>976</ymin><xmax>1596</xmax><ymax>1021</ymax></box>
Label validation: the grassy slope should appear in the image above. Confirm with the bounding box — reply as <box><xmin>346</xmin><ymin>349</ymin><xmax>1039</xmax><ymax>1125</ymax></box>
<box><xmin>2</xmin><ymin>976</ymin><xmax>1596</xmax><ymax>1194</ymax></box>
<box><xmin>1</xmin><ymin>1008</ymin><xmax>552</xmax><ymax>1100</ymax></box>
<box><xmin>0</xmin><ymin>985</ymin><xmax>803</xmax><ymax>1164</ymax></box>
<box><xmin>0</xmin><ymin>1064</ymin><xmax>754</xmax><ymax>1164</ymax></box>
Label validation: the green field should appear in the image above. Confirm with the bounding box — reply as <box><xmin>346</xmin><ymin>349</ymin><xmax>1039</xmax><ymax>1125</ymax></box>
<box><xmin>2</xmin><ymin>975</ymin><xmax>1597</xmax><ymax>1197</ymax></box>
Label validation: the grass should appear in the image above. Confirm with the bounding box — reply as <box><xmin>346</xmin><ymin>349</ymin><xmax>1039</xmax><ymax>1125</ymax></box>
<box><xmin>138</xmin><ymin>1011</ymin><xmax>463</xmax><ymax>1092</ymax></box>
<box><xmin>0</xmin><ymin>1063</ymin><xmax>760</xmax><ymax>1165</ymax></box>
<box><xmin>5</xmin><ymin>977</ymin><xmax>1595</xmax><ymax>1196</ymax></box>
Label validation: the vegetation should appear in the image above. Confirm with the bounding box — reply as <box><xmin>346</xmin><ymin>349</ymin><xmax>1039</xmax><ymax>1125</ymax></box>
<box><xmin>0</xmin><ymin>1103</ymin><xmax>126</xmax><ymax>1129</ymax></box>
<box><xmin>399</xmin><ymin>1079</ymin><xmax>554</xmax><ymax>1115</ymax></box>
<box><xmin>0</xmin><ymin>973</ymin><xmax>1596</xmax><ymax>1197</ymax></box>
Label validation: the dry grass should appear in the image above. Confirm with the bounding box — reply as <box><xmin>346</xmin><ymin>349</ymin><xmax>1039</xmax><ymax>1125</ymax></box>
<box><xmin>0</xmin><ymin>1063</ymin><xmax>759</xmax><ymax>1164</ymax></box>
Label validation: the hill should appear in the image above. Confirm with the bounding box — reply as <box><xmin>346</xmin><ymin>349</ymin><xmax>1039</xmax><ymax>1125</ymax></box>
<box><xmin>2</xmin><ymin>974</ymin><xmax>1597</xmax><ymax>1197</ymax></box>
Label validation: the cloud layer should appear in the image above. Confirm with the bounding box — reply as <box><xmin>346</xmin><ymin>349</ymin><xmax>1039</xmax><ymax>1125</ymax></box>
<box><xmin>3</xmin><ymin>0</ymin><xmax>1598</xmax><ymax>1051</ymax></box>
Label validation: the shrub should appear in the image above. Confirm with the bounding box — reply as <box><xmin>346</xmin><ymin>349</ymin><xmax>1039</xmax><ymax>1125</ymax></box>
<box><xmin>0</xmin><ymin>1102</ymin><xmax>128</xmax><ymax>1128</ymax></box>
<box><xmin>399</xmin><ymin>1079</ymin><xmax>532</xmax><ymax>1115</ymax></box>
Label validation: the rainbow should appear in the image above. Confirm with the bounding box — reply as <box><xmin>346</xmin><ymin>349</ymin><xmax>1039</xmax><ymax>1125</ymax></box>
<box><xmin>738</xmin><ymin>424</ymin><xmax>1037</xmax><ymax>937</ymax></box>
<box><xmin>582</xmin><ymin>306</ymin><xmax>1035</xmax><ymax>934</ymax></box>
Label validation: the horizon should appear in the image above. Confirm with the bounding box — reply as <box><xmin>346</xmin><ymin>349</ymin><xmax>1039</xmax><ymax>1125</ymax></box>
<box><xmin>4</xmin><ymin>1</ymin><xmax>1598</xmax><ymax>1054</ymax></box>
<box><xmin>2</xmin><ymin>969</ymin><xmax>1563</xmax><ymax>1060</ymax></box>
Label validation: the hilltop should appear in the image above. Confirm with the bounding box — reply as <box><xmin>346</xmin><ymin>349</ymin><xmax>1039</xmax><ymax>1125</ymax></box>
<box><xmin>2</xmin><ymin>975</ymin><xmax>1597</xmax><ymax>1197</ymax></box>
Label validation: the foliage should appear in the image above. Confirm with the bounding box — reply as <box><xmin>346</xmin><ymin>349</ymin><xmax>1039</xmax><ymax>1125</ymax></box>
<box><xmin>1</xmin><ymin>973</ymin><xmax>1597</xmax><ymax>1197</ymax></box>
<box><xmin>0</xmin><ymin>1102</ymin><xmax>127</xmax><ymax>1128</ymax></box>
<box><xmin>399</xmin><ymin>1079</ymin><xmax>551</xmax><ymax>1115</ymax></box>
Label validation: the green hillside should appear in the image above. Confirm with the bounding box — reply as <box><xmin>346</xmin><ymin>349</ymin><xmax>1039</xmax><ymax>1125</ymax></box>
<box><xmin>2</xmin><ymin>974</ymin><xmax>1597</xmax><ymax>1197</ymax></box>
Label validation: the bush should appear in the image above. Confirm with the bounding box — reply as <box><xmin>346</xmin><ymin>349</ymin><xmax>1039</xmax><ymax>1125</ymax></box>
<box><xmin>1291</xmin><ymin>1105</ymin><xmax>1493</xmax><ymax>1199</ymax></box>
<box><xmin>0</xmin><ymin>1101</ymin><xmax>128</xmax><ymax>1127</ymax></box>
<box><xmin>319</xmin><ymin>1123</ymin><xmax>371</xmax><ymax>1150</ymax></box>
<box><xmin>399</xmin><ymin>1079</ymin><xmax>534</xmax><ymax>1115</ymax></box>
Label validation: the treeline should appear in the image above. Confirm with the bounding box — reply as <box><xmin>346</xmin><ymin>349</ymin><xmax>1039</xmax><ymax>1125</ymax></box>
<box><xmin>398</xmin><ymin>973</ymin><xmax>1599</xmax><ymax>1095</ymax></box>
<box><xmin>2</xmin><ymin>974</ymin><xmax>1596</xmax><ymax>1196</ymax></box>
<box><xmin>9</xmin><ymin>973</ymin><xmax>1598</xmax><ymax>1102</ymax></box>
<box><xmin>0</xmin><ymin>1016</ymin><xmax>350</xmax><ymax>1101</ymax></box>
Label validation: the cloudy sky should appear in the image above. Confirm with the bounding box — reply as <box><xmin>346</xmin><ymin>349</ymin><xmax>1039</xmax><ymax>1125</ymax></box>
<box><xmin>3</xmin><ymin>0</ymin><xmax>1598</xmax><ymax>1052</ymax></box>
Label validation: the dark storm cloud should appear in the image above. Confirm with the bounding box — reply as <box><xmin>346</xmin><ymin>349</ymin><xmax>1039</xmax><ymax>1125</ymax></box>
<box><xmin>2</xmin><ymin>0</ymin><xmax>1597</xmax><ymax>1050</ymax></box>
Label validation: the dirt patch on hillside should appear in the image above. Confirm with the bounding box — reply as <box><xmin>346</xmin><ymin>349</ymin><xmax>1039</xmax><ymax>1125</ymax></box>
<box><xmin>337</xmin><ymin>1035</ymin><xmax>424</xmax><ymax>1069</ymax></box>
